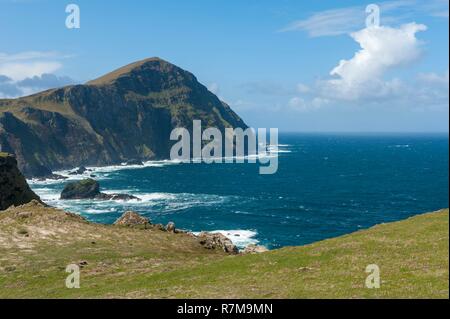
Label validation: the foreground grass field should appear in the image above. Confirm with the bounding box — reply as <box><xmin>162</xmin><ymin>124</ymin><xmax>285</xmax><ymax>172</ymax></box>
<box><xmin>0</xmin><ymin>201</ymin><xmax>448</xmax><ymax>299</ymax></box>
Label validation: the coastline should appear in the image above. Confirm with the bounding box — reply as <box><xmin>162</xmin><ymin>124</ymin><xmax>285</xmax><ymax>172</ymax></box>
<box><xmin>1</xmin><ymin>203</ymin><xmax>447</xmax><ymax>298</ymax></box>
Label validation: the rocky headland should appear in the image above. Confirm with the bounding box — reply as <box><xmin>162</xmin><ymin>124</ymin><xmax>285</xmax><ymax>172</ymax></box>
<box><xmin>0</xmin><ymin>57</ymin><xmax>247</xmax><ymax>178</ymax></box>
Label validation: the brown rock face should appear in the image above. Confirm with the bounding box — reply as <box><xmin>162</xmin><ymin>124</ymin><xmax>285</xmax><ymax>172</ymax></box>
<box><xmin>242</xmin><ymin>244</ymin><xmax>269</xmax><ymax>254</ymax></box>
<box><xmin>0</xmin><ymin>153</ymin><xmax>41</xmax><ymax>210</ymax></box>
<box><xmin>196</xmin><ymin>232</ymin><xmax>239</xmax><ymax>254</ymax></box>
<box><xmin>114</xmin><ymin>211</ymin><xmax>150</xmax><ymax>227</ymax></box>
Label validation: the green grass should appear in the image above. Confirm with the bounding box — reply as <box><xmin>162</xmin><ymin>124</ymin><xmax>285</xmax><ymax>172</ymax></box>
<box><xmin>0</xmin><ymin>202</ymin><xmax>448</xmax><ymax>299</ymax></box>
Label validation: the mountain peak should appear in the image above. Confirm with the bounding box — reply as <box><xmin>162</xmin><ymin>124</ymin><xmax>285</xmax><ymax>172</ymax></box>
<box><xmin>86</xmin><ymin>57</ymin><xmax>184</xmax><ymax>86</ymax></box>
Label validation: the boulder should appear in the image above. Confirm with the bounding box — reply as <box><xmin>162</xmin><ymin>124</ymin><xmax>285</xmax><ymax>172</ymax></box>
<box><xmin>0</xmin><ymin>153</ymin><xmax>42</xmax><ymax>210</ymax></box>
<box><xmin>68</xmin><ymin>166</ymin><xmax>88</xmax><ymax>175</ymax></box>
<box><xmin>196</xmin><ymin>232</ymin><xmax>239</xmax><ymax>254</ymax></box>
<box><xmin>114</xmin><ymin>211</ymin><xmax>150</xmax><ymax>227</ymax></box>
<box><xmin>60</xmin><ymin>179</ymin><xmax>140</xmax><ymax>201</ymax></box>
<box><xmin>166</xmin><ymin>222</ymin><xmax>176</xmax><ymax>233</ymax></box>
<box><xmin>60</xmin><ymin>178</ymin><xmax>100</xmax><ymax>199</ymax></box>
<box><xmin>95</xmin><ymin>193</ymin><xmax>141</xmax><ymax>201</ymax></box>
<box><xmin>242</xmin><ymin>244</ymin><xmax>269</xmax><ymax>254</ymax></box>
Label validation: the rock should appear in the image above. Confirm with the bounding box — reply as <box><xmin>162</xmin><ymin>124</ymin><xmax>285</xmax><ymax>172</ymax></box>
<box><xmin>114</xmin><ymin>211</ymin><xmax>150</xmax><ymax>227</ymax></box>
<box><xmin>242</xmin><ymin>244</ymin><xmax>269</xmax><ymax>254</ymax></box>
<box><xmin>95</xmin><ymin>193</ymin><xmax>141</xmax><ymax>201</ymax></box>
<box><xmin>196</xmin><ymin>232</ymin><xmax>239</xmax><ymax>254</ymax></box>
<box><xmin>68</xmin><ymin>166</ymin><xmax>88</xmax><ymax>175</ymax></box>
<box><xmin>64</xmin><ymin>211</ymin><xmax>86</xmax><ymax>222</ymax></box>
<box><xmin>125</xmin><ymin>159</ymin><xmax>144</xmax><ymax>166</ymax></box>
<box><xmin>0</xmin><ymin>153</ymin><xmax>42</xmax><ymax>211</ymax></box>
<box><xmin>60</xmin><ymin>178</ymin><xmax>140</xmax><ymax>201</ymax></box>
<box><xmin>15</xmin><ymin>211</ymin><xmax>33</xmax><ymax>219</ymax></box>
<box><xmin>166</xmin><ymin>222</ymin><xmax>176</xmax><ymax>233</ymax></box>
<box><xmin>60</xmin><ymin>178</ymin><xmax>100</xmax><ymax>199</ymax></box>
<box><xmin>153</xmin><ymin>224</ymin><xmax>166</xmax><ymax>231</ymax></box>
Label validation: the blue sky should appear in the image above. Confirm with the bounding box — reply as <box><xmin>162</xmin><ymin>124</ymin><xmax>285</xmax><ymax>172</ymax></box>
<box><xmin>0</xmin><ymin>0</ymin><xmax>448</xmax><ymax>132</ymax></box>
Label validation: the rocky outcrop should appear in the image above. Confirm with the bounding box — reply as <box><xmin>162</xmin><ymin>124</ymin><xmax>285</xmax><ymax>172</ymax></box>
<box><xmin>196</xmin><ymin>232</ymin><xmax>239</xmax><ymax>254</ymax></box>
<box><xmin>60</xmin><ymin>178</ymin><xmax>100</xmax><ymax>199</ymax></box>
<box><xmin>68</xmin><ymin>166</ymin><xmax>88</xmax><ymax>175</ymax></box>
<box><xmin>60</xmin><ymin>178</ymin><xmax>140</xmax><ymax>201</ymax></box>
<box><xmin>0</xmin><ymin>153</ymin><xmax>41</xmax><ymax>210</ymax></box>
<box><xmin>95</xmin><ymin>193</ymin><xmax>140</xmax><ymax>201</ymax></box>
<box><xmin>0</xmin><ymin>57</ymin><xmax>247</xmax><ymax>177</ymax></box>
<box><xmin>242</xmin><ymin>244</ymin><xmax>269</xmax><ymax>254</ymax></box>
<box><xmin>114</xmin><ymin>211</ymin><xmax>150</xmax><ymax>227</ymax></box>
<box><xmin>166</xmin><ymin>222</ymin><xmax>176</xmax><ymax>233</ymax></box>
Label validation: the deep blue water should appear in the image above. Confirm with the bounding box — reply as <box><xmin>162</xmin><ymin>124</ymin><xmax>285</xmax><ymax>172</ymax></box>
<box><xmin>30</xmin><ymin>133</ymin><xmax>449</xmax><ymax>249</ymax></box>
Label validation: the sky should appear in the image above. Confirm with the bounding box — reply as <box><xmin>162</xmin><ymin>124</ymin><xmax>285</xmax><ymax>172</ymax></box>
<box><xmin>0</xmin><ymin>0</ymin><xmax>448</xmax><ymax>132</ymax></box>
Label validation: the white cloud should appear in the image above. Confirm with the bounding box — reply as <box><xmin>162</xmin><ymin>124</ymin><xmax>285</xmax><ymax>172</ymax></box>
<box><xmin>0</xmin><ymin>51</ymin><xmax>71</xmax><ymax>81</ymax></box>
<box><xmin>417</xmin><ymin>70</ymin><xmax>449</xmax><ymax>85</ymax></box>
<box><xmin>0</xmin><ymin>51</ymin><xmax>75</xmax><ymax>98</ymax></box>
<box><xmin>281</xmin><ymin>6</ymin><xmax>366</xmax><ymax>37</ymax></box>
<box><xmin>323</xmin><ymin>23</ymin><xmax>427</xmax><ymax>101</ymax></box>
<box><xmin>0</xmin><ymin>62</ymin><xmax>62</xmax><ymax>81</ymax></box>
<box><xmin>288</xmin><ymin>96</ymin><xmax>327</xmax><ymax>112</ymax></box>
<box><xmin>286</xmin><ymin>21</ymin><xmax>448</xmax><ymax>112</ymax></box>
<box><xmin>296</xmin><ymin>83</ymin><xmax>311</xmax><ymax>94</ymax></box>
<box><xmin>0</xmin><ymin>51</ymin><xmax>64</xmax><ymax>63</ymax></box>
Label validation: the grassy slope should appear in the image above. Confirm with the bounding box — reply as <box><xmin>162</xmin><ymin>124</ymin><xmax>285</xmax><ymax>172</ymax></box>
<box><xmin>0</xmin><ymin>202</ymin><xmax>448</xmax><ymax>299</ymax></box>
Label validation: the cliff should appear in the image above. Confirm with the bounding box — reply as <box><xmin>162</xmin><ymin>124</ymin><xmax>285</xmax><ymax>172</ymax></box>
<box><xmin>0</xmin><ymin>58</ymin><xmax>247</xmax><ymax>177</ymax></box>
<box><xmin>0</xmin><ymin>152</ymin><xmax>41</xmax><ymax>210</ymax></box>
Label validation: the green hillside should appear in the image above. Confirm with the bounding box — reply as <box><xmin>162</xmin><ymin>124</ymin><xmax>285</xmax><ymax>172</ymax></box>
<box><xmin>0</xmin><ymin>202</ymin><xmax>448</xmax><ymax>299</ymax></box>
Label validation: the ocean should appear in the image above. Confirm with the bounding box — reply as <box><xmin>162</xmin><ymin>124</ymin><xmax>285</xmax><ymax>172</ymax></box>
<box><xmin>28</xmin><ymin>133</ymin><xmax>449</xmax><ymax>250</ymax></box>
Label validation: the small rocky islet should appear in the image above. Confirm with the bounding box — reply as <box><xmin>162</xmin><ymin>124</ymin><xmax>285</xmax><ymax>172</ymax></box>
<box><xmin>1</xmin><ymin>153</ymin><xmax>266</xmax><ymax>254</ymax></box>
<box><xmin>59</xmin><ymin>178</ymin><xmax>140</xmax><ymax>201</ymax></box>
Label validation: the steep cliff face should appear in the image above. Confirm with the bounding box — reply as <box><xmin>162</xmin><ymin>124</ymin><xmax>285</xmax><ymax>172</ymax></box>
<box><xmin>0</xmin><ymin>58</ymin><xmax>247</xmax><ymax>177</ymax></box>
<box><xmin>0</xmin><ymin>153</ymin><xmax>41</xmax><ymax>210</ymax></box>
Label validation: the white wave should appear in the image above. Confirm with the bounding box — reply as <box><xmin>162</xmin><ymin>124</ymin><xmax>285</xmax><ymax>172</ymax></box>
<box><xmin>31</xmin><ymin>187</ymin><xmax>61</xmax><ymax>201</ymax></box>
<box><xmin>50</xmin><ymin>159</ymin><xmax>182</xmax><ymax>180</ymax></box>
<box><xmin>84</xmin><ymin>208</ymin><xmax>116</xmax><ymax>214</ymax></box>
<box><xmin>137</xmin><ymin>193</ymin><xmax>177</xmax><ymax>201</ymax></box>
<box><xmin>27</xmin><ymin>178</ymin><xmax>66</xmax><ymax>185</ymax></box>
<box><xmin>267</xmin><ymin>144</ymin><xmax>292</xmax><ymax>154</ymax></box>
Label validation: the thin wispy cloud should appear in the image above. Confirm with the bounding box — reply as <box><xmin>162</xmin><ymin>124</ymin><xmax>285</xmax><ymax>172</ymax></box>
<box><xmin>280</xmin><ymin>0</ymin><xmax>449</xmax><ymax>37</ymax></box>
<box><xmin>280</xmin><ymin>6</ymin><xmax>366</xmax><ymax>37</ymax></box>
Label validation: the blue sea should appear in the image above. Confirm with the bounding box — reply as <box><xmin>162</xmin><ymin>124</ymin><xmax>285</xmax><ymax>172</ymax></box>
<box><xmin>29</xmin><ymin>133</ymin><xmax>449</xmax><ymax>250</ymax></box>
